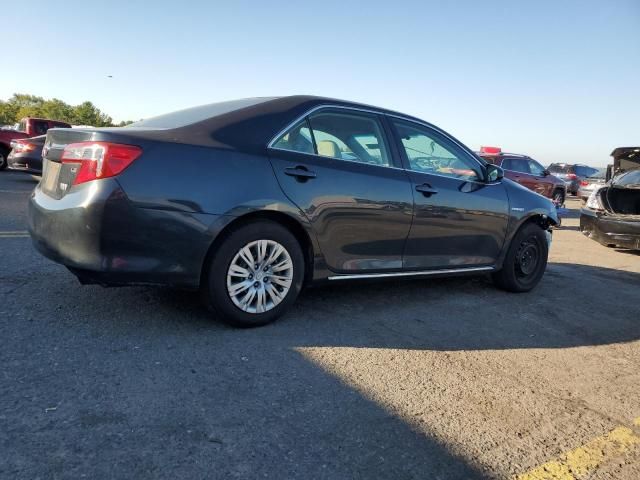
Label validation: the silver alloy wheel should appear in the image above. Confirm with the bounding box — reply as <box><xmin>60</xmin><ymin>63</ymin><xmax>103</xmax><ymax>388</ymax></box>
<box><xmin>0</xmin><ymin>153</ymin><xmax>5</xmax><ymax>168</ymax></box>
<box><xmin>226</xmin><ymin>239</ymin><xmax>294</xmax><ymax>314</ymax></box>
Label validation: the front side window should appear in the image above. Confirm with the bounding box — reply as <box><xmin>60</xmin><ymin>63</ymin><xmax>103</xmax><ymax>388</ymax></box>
<box><xmin>271</xmin><ymin>109</ymin><xmax>392</xmax><ymax>167</ymax></box>
<box><xmin>392</xmin><ymin>119</ymin><xmax>480</xmax><ymax>181</ymax></box>
<box><xmin>528</xmin><ymin>159</ymin><xmax>546</xmax><ymax>176</ymax></box>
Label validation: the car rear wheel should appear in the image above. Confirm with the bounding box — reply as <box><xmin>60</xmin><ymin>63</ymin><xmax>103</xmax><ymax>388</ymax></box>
<box><xmin>0</xmin><ymin>147</ymin><xmax>8</xmax><ymax>170</ymax></box>
<box><xmin>202</xmin><ymin>220</ymin><xmax>305</xmax><ymax>327</ymax></box>
<box><xmin>492</xmin><ymin>222</ymin><xmax>549</xmax><ymax>292</ymax></box>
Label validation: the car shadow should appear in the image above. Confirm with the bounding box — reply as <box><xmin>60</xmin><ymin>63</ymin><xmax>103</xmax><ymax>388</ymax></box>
<box><xmin>154</xmin><ymin>262</ymin><xmax>640</xmax><ymax>352</ymax></box>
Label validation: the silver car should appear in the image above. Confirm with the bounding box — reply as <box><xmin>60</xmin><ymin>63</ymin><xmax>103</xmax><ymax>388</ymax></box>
<box><xmin>578</xmin><ymin>168</ymin><xmax>607</xmax><ymax>201</ymax></box>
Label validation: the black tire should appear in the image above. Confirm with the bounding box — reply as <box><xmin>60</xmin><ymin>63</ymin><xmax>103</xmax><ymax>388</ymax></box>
<box><xmin>552</xmin><ymin>189</ymin><xmax>565</xmax><ymax>206</ymax></box>
<box><xmin>202</xmin><ymin>220</ymin><xmax>305</xmax><ymax>327</ymax></box>
<box><xmin>0</xmin><ymin>147</ymin><xmax>8</xmax><ymax>171</ymax></box>
<box><xmin>492</xmin><ymin>222</ymin><xmax>549</xmax><ymax>292</ymax></box>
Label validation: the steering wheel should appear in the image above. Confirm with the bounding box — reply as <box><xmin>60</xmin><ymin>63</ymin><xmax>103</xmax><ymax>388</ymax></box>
<box><xmin>411</xmin><ymin>156</ymin><xmax>440</xmax><ymax>170</ymax></box>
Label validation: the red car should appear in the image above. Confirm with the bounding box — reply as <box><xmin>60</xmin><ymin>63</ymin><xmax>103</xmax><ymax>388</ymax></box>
<box><xmin>0</xmin><ymin>117</ymin><xmax>71</xmax><ymax>170</ymax></box>
<box><xmin>478</xmin><ymin>147</ymin><xmax>566</xmax><ymax>205</ymax></box>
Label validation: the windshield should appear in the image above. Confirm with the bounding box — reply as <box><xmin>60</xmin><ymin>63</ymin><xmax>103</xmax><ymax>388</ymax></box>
<box><xmin>127</xmin><ymin>97</ymin><xmax>277</xmax><ymax>129</ymax></box>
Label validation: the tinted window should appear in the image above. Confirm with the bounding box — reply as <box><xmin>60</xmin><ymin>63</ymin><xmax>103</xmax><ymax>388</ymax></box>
<box><xmin>34</xmin><ymin>121</ymin><xmax>49</xmax><ymax>135</ymax></box>
<box><xmin>502</xmin><ymin>158</ymin><xmax>530</xmax><ymax>174</ymax></box>
<box><xmin>393</xmin><ymin>119</ymin><xmax>480</xmax><ymax>181</ymax></box>
<box><xmin>272</xmin><ymin>119</ymin><xmax>314</xmax><ymax>154</ymax></box>
<box><xmin>528</xmin><ymin>159</ymin><xmax>546</xmax><ymax>176</ymax></box>
<box><xmin>308</xmin><ymin>110</ymin><xmax>391</xmax><ymax>166</ymax></box>
<box><xmin>575</xmin><ymin>166</ymin><xmax>597</xmax><ymax>177</ymax></box>
<box><xmin>128</xmin><ymin>97</ymin><xmax>277</xmax><ymax>129</ymax></box>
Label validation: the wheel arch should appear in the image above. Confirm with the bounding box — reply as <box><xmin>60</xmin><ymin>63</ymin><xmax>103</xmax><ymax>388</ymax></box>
<box><xmin>199</xmin><ymin>210</ymin><xmax>316</xmax><ymax>289</ymax></box>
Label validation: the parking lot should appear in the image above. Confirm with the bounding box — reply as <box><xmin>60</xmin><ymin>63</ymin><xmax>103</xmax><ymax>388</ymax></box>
<box><xmin>1</xmin><ymin>170</ymin><xmax>639</xmax><ymax>479</ymax></box>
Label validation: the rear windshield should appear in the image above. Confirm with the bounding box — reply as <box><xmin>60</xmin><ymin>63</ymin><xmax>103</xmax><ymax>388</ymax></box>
<box><xmin>127</xmin><ymin>97</ymin><xmax>277</xmax><ymax>129</ymax></box>
<box><xmin>614</xmin><ymin>169</ymin><xmax>640</xmax><ymax>187</ymax></box>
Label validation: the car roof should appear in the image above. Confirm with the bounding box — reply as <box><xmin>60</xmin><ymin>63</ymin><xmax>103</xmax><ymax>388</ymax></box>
<box><xmin>98</xmin><ymin>95</ymin><xmax>456</xmax><ymax>155</ymax></box>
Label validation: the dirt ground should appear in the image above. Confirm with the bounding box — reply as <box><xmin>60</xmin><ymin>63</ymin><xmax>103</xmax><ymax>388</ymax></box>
<box><xmin>1</xmin><ymin>172</ymin><xmax>639</xmax><ymax>479</ymax></box>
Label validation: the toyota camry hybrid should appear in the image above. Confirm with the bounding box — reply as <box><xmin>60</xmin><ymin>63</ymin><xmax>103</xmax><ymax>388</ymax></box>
<box><xmin>28</xmin><ymin>96</ymin><xmax>558</xmax><ymax>326</ymax></box>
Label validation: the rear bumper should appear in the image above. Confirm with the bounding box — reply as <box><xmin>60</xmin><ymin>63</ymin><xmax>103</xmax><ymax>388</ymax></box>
<box><xmin>8</xmin><ymin>152</ymin><xmax>43</xmax><ymax>174</ymax></box>
<box><xmin>28</xmin><ymin>179</ymin><xmax>222</xmax><ymax>288</ymax></box>
<box><xmin>580</xmin><ymin>208</ymin><xmax>640</xmax><ymax>250</ymax></box>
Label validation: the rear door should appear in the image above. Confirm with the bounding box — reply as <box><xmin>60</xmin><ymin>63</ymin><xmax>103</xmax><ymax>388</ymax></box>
<box><xmin>268</xmin><ymin>107</ymin><xmax>414</xmax><ymax>273</ymax></box>
<box><xmin>389</xmin><ymin>117</ymin><xmax>509</xmax><ymax>269</ymax></box>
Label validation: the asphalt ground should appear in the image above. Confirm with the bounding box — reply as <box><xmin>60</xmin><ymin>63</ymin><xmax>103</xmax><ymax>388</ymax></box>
<box><xmin>1</xmin><ymin>170</ymin><xmax>639</xmax><ymax>479</ymax></box>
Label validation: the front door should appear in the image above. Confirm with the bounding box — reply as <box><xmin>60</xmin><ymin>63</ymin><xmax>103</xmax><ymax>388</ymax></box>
<box><xmin>389</xmin><ymin>118</ymin><xmax>509</xmax><ymax>269</ymax></box>
<box><xmin>268</xmin><ymin>108</ymin><xmax>414</xmax><ymax>273</ymax></box>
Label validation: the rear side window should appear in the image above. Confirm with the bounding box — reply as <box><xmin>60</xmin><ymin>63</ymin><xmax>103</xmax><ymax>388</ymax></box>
<box><xmin>271</xmin><ymin>119</ymin><xmax>314</xmax><ymax>154</ymax></box>
<box><xmin>271</xmin><ymin>109</ymin><xmax>392</xmax><ymax>167</ymax></box>
<box><xmin>502</xmin><ymin>158</ymin><xmax>530</xmax><ymax>173</ymax></box>
<box><xmin>34</xmin><ymin>121</ymin><xmax>49</xmax><ymax>135</ymax></box>
<box><xmin>548</xmin><ymin>164</ymin><xmax>571</xmax><ymax>173</ymax></box>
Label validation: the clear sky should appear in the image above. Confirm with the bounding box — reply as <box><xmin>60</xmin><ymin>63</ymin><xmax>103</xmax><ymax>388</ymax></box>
<box><xmin>2</xmin><ymin>0</ymin><xmax>638</xmax><ymax>166</ymax></box>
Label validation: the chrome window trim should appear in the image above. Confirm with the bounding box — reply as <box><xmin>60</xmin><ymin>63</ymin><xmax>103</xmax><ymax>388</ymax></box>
<box><xmin>268</xmin><ymin>147</ymin><xmax>405</xmax><ymax>171</ymax></box>
<box><xmin>267</xmin><ymin>103</ymin><xmax>502</xmax><ymax>186</ymax></box>
<box><xmin>328</xmin><ymin>265</ymin><xmax>494</xmax><ymax>281</ymax></box>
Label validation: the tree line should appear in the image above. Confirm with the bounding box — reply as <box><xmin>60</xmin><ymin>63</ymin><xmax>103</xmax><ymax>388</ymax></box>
<box><xmin>0</xmin><ymin>94</ymin><xmax>134</xmax><ymax>127</ymax></box>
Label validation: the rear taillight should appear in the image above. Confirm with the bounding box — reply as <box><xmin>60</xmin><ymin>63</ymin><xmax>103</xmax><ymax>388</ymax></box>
<box><xmin>580</xmin><ymin>180</ymin><xmax>589</xmax><ymax>186</ymax></box>
<box><xmin>13</xmin><ymin>141</ymin><xmax>36</xmax><ymax>153</ymax></box>
<box><xmin>61</xmin><ymin>142</ymin><xmax>142</xmax><ymax>185</ymax></box>
<box><xmin>566</xmin><ymin>173</ymin><xmax>577</xmax><ymax>180</ymax></box>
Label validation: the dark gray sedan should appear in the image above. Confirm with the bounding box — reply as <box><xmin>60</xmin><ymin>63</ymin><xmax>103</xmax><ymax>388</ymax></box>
<box><xmin>7</xmin><ymin>135</ymin><xmax>46</xmax><ymax>174</ymax></box>
<box><xmin>28</xmin><ymin>96</ymin><xmax>558</xmax><ymax>326</ymax></box>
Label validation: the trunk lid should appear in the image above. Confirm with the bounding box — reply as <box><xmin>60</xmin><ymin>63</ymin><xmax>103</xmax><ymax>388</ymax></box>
<box><xmin>40</xmin><ymin>128</ymin><xmax>99</xmax><ymax>199</ymax></box>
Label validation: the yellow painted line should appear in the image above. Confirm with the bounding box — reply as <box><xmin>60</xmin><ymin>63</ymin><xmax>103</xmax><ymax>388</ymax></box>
<box><xmin>515</xmin><ymin>417</ymin><xmax>640</xmax><ymax>480</ymax></box>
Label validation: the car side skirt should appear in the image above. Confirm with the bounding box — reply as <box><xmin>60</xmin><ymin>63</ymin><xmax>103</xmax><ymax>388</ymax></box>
<box><xmin>327</xmin><ymin>266</ymin><xmax>494</xmax><ymax>281</ymax></box>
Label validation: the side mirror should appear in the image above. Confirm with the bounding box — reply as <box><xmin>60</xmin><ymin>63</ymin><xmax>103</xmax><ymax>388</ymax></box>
<box><xmin>542</xmin><ymin>169</ymin><xmax>551</xmax><ymax>177</ymax></box>
<box><xmin>486</xmin><ymin>164</ymin><xmax>504</xmax><ymax>183</ymax></box>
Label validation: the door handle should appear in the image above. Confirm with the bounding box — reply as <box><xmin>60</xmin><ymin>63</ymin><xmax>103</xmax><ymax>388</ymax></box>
<box><xmin>284</xmin><ymin>166</ymin><xmax>316</xmax><ymax>180</ymax></box>
<box><xmin>415</xmin><ymin>183</ymin><xmax>438</xmax><ymax>196</ymax></box>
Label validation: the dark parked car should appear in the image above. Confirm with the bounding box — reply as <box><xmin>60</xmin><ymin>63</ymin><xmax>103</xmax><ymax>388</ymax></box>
<box><xmin>7</xmin><ymin>135</ymin><xmax>46</xmax><ymax>174</ymax></box>
<box><xmin>28</xmin><ymin>96</ymin><xmax>559</xmax><ymax>327</ymax></box>
<box><xmin>0</xmin><ymin>117</ymin><xmax>71</xmax><ymax>170</ymax></box>
<box><xmin>478</xmin><ymin>148</ymin><xmax>566</xmax><ymax>205</ymax></box>
<box><xmin>547</xmin><ymin>163</ymin><xmax>599</xmax><ymax>196</ymax></box>
<box><xmin>581</xmin><ymin>147</ymin><xmax>640</xmax><ymax>250</ymax></box>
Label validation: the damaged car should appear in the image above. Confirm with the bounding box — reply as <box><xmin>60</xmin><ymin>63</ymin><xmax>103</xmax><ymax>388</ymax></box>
<box><xmin>580</xmin><ymin>147</ymin><xmax>640</xmax><ymax>250</ymax></box>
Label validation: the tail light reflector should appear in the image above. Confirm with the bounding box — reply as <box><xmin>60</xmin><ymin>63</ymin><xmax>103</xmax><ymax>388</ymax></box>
<box><xmin>61</xmin><ymin>142</ymin><xmax>142</xmax><ymax>185</ymax></box>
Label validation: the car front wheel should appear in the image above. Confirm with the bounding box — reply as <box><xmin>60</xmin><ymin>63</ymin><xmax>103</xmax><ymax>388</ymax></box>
<box><xmin>492</xmin><ymin>222</ymin><xmax>549</xmax><ymax>292</ymax></box>
<box><xmin>202</xmin><ymin>220</ymin><xmax>305</xmax><ymax>327</ymax></box>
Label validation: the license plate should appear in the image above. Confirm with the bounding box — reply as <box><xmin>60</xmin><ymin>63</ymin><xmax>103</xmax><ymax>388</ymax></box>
<box><xmin>43</xmin><ymin>160</ymin><xmax>61</xmax><ymax>192</ymax></box>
